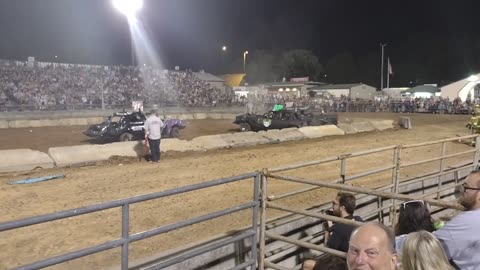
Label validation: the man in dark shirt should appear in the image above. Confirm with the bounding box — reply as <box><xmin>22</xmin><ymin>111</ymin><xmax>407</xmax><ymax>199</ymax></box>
<box><xmin>325</xmin><ymin>192</ymin><xmax>363</xmax><ymax>252</ymax></box>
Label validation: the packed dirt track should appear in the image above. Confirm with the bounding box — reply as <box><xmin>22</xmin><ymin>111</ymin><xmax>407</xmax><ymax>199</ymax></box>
<box><xmin>0</xmin><ymin>112</ymin><xmax>473</xmax><ymax>269</ymax></box>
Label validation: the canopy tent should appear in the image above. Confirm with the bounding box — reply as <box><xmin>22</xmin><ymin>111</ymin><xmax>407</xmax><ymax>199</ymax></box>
<box><xmin>441</xmin><ymin>74</ymin><xmax>480</xmax><ymax>101</ymax></box>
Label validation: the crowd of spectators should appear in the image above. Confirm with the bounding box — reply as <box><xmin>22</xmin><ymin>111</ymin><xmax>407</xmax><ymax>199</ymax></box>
<box><xmin>263</xmin><ymin>94</ymin><xmax>476</xmax><ymax>114</ymax></box>
<box><xmin>303</xmin><ymin>169</ymin><xmax>480</xmax><ymax>270</ymax></box>
<box><xmin>1</xmin><ymin>60</ymin><xmax>478</xmax><ymax>115</ymax></box>
<box><xmin>0</xmin><ymin>62</ymin><xmax>237</xmax><ymax>110</ymax></box>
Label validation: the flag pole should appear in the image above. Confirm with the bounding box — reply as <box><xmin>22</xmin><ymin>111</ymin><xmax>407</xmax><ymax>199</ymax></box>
<box><xmin>387</xmin><ymin>58</ymin><xmax>390</xmax><ymax>89</ymax></box>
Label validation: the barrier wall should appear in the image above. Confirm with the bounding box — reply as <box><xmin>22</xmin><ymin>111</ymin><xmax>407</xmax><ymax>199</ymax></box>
<box><xmin>0</xmin><ymin>107</ymin><xmax>246</xmax><ymax>129</ymax></box>
<box><xmin>1</xmin><ymin>121</ymin><xmax>394</xmax><ymax>172</ymax></box>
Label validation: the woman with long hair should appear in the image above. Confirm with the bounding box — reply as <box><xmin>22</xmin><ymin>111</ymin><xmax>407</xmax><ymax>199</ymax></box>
<box><xmin>401</xmin><ymin>230</ymin><xmax>454</xmax><ymax>270</ymax></box>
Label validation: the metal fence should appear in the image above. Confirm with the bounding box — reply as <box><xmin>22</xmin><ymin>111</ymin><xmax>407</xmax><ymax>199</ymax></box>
<box><xmin>1</xmin><ymin>135</ymin><xmax>479</xmax><ymax>270</ymax></box>
<box><xmin>258</xmin><ymin>134</ymin><xmax>479</xmax><ymax>269</ymax></box>
<box><xmin>0</xmin><ymin>173</ymin><xmax>261</xmax><ymax>270</ymax></box>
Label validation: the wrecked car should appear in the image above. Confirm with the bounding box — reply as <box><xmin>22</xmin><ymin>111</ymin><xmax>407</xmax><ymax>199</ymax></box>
<box><xmin>84</xmin><ymin>111</ymin><xmax>186</xmax><ymax>142</ymax></box>
<box><xmin>233</xmin><ymin>109</ymin><xmax>338</xmax><ymax>132</ymax></box>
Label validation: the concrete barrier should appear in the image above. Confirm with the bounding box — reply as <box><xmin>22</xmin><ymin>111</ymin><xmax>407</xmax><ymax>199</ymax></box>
<box><xmin>399</xmin><ymin>117</ymin><xmax>412</xmax><ymax>129</ymax></box>
<box><xmin>337</xmin><ymin>123</ymin><xmax>357</xmax><ymax>134</ymax></box>
<box><xmin>0</xmin><ymin>120</ymin><xmax>8</xmax><ymax>129</ymax></box>
<box><xmin>298</xmin><ymin>125</ymin><xmax>345</xmax><ymax>139</ymax></box>
<box><xmin>161</xmin><ymin>138</ymin><xmax>197</xmax><ymax>152</ymax></box>
<box><xmin>259</xmin><ymin>128</ymin><xmax>307</xmax><ymax>143</ymax></box>
<box><xmin>220</xmin><ymin>132</ymin><xmax>271</xmax><ymax>148</ymax></box>
<box><xmin>193</xmin><ymin>113</ymin><xmax>208</xmax><ymax>120</ymax></box>
<box><xmin>350</xmin><ymin>121</ymin><xmax>376</xmax><ymax>133</ymax></box>
<box><xmin>0</xmin><ymin>149</ymin><xmax>55</xmax><ymax>173</ymax></box>
<box><xmin>370</xmin><ymin>120</ymin><xmax>394</xmax><ymax>131</ymax></box>
<box><xmin>220</xmin><ymin>113</ymin><xmax>237</xmax><ymax>120</ymax></box>
<box><xmin>48</xmin><ymin>142</ymin><xmax>142</xmax><ymax>167</ymax></box>
<box><xmin>189</xmin><ymin>135</ymin><xmax>230</xmax><ymax>151</ymax></box>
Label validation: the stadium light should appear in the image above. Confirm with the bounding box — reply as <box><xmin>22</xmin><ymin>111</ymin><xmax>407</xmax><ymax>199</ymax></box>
<box><xmin>222</xmin><ymin>46</ymin><xmax>227</xmax><ymax>52</ymax></box>
<box><xmin>243</xmin><ymin>51</ymin><xmax>248</xmax><ymax>74</ymax></box>
<box><xmin>112</xmin><ymin>0</ymin><xmax>143</xmax><ymax>19</ymax></box>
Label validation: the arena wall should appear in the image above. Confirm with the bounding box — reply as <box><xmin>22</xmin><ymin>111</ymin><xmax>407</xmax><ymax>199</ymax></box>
<box><xmin>0</xmin><ymin>107</ymin><xmax>246</xmax><ymax>128</ymax></box>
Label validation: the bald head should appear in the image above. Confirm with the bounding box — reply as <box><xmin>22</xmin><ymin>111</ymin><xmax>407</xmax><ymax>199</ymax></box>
<box><xmin>347</xmin><ymin>222</ymin><xmax>397</xmax><ymax>270</ymax></box>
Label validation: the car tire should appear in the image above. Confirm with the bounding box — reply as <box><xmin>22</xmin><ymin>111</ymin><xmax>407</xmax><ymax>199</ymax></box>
<box><xmin>170</xmin><ymin>126</ymin><xmax>180</xmax><ymax>138</ymax></box>
<box><xmin>239</xmin><ymin>123</ymin><xmax>251</xmax><ymax>132</ymax></box>
<box><xmin>119</xmin><ymin>132</ymin><xmax>134</xmax><ymax>142</ymax></box>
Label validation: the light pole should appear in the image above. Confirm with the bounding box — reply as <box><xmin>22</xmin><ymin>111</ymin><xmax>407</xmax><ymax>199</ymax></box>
<box><xmin>221</xmin><ymin>45</ymin><xmax>227</xmax><ymax>71</ymax></box>
<box><xmin>112</xmin><ymin>0</ymin><xmax>144</xmax><ymax>66</ymax></box>
<box><xmin>243</xmin><ymin>50</ymin><xmax>248</xmax><ymax>74</ymax></box>
<box><xmin>380</xmin><ymin>43</ymin><xmax>387</xmax><ymax>90</ymax></box>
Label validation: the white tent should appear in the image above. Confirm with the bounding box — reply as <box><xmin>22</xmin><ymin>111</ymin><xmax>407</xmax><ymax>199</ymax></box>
<box><xmin>441</xmin><ymin>74</ymin><xmax>480</xmax><ymax>101</ymax></box>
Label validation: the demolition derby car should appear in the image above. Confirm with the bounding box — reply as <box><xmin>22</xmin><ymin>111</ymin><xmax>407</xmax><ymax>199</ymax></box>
<box><xmin>233</xmin><ymin>109</ymin><xmax>338</xmax><ymax>132</ymax></box>
<box><xmin>84</xmin><ymin>111</ymin><xmax>186</xmax><ymax>142</ymax></box>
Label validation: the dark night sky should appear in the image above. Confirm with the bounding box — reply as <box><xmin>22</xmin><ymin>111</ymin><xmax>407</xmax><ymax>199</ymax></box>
<box><xmin>0</xmin><ymin>0</ymin><xmax>479</xmax><ymax>84</ymax></box>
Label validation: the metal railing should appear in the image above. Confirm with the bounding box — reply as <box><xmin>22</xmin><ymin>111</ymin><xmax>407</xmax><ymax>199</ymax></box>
<box><xmin>0</xmin><ymin>172</ymin><xmax>261</xmax><ymax>270</ymax></box>
<box><xmin>258</xmin><ymin>134</ymin><xmax>479</xmax><ymax>269</ymax></box>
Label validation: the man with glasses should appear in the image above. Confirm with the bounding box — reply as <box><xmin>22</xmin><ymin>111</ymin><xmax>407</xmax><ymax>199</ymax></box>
<box><xmin>435</xmin><ymin>170</ymin><xmax>480</xmax><ymax>270</ymax></box>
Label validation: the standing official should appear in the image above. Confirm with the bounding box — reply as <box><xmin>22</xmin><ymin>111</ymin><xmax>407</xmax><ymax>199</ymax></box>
<box><xmin>144</xmin><ymin>109</ymin><xmax>164</xmax><ymax>162</ymax></box>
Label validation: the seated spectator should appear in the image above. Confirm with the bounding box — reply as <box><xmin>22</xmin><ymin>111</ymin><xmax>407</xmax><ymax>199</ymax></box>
<box><xmin>347</xmin><ymin>222</ymin><xmax>397</xmax><ymax>270</ymax></box>
<box><xmin>435</xmin><ymin>170</ymin><xmax>480</xmax><ymax>269</ymax></box>
<box><xmin>325</xmin><ymin>192</ymin><xmax>363</xmax><ymax>252</ymax></box>
<box><xmin>394</xmin><ymin>199</ymin><xmax>434</xmax><ymax>258</ymax></box>
<box><xmin>401</xmin><ymin>230</ymin><xmax>454</xmax><ymax>270</ymax></box>
<box><xmin>305</xmin><ymin>254</ymin><xmax>347</xmax><ymax>270</ymax></box>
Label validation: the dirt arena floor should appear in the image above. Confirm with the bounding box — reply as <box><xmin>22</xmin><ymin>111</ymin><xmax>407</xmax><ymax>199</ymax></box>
<box><xmin>0</xmin><ymin>112</ymin><xmax>473</xmax><ymax>269</ymax></box>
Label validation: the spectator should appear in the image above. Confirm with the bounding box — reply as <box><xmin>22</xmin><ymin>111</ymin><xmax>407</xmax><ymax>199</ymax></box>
<box><xmin>325</xmin><ymin>192</ymin><xmax>363</xmax><ymax>252</ymax></box>
<box><xmin>394</xmin><ymin>200</ymin><xmax>434</xmax><ymax>259</ymax></box>
<box><xmin>435</xmin><ymin>170</ymin><xmax>480</xmax><ymax>270</ymax></box>
<box><xmin>144</xmin><ymin>109</ymin><xmax>163</xmax><ymax>162</ymax></box>
<box><xmin>347</xmin><ymin>222</ymin><xmax>397</xmax><ymax>270</ymax></box>
<box><xmin>401</xmin><ymin>231</ymin><xmax>454</xmax><ymax>270</ymax></box>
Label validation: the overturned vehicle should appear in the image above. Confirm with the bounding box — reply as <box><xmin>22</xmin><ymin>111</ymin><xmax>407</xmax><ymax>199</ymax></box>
<box><xmin>233</xmin><ymin>109</ymin><xmax>338</xmax><ymax>132</ymax></box>
<box><xmin>84</xmin><ymin>111</ymin><xmax>186</xmax><ymax>142</ymax></box>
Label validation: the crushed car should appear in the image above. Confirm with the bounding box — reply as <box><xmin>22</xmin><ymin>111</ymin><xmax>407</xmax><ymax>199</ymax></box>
<box><xmin>233</xmin><ymin>108</ymin><xmax>338</xmax><ymax>132</ymax></box>
<box><xmin>84</xmin><ymin>111</ymin><xmax>186</xmax><ymax>142</ymax></box>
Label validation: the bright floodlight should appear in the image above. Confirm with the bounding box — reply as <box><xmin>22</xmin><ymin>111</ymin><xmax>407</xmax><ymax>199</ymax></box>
<box><xmin>222</xmin><ymin>46</ymin><xmax>227</xmax><ymax>51</ymax></box>
<box><xmin>112</xmin><ymin>0</ymin><xmax>143</xmax><ymax>19</ymax></box>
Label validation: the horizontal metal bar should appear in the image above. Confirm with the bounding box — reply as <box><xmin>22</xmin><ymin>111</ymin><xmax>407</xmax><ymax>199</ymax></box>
<box><xmin>269</xmin><ymin>156</ymin><xmax>340</xmax><ymax>173</ymax></box>
<box><xmin>264</xmin><ymin>261</ymin><xmax>291</xmax><ymax>270</ymax></box>
<box><xmin>142</xmin><ymin>230</ymin><xmax>255</xmax><ymax>270</ymax></box>
<box><xmin>267</xmin><ymin>178</ymin><xmax>343</xmax><ymax>202</ymax></box>
<box><xmin>268</xmin><ymin>173</ymin><xmax>463</xmax><ymax>210</ymax></box>
<box><xmin>229</xmin><ymin>260</ymin><xmax>256</xmax><ymax>270</ymax></box>
<box><xmin>268</xmin><ymin>145</ymin><xmax>396</xmax><ymax>173</ymax></box>
<box><xmin>265</xmin><ymin>234</ymin><xmax>322</xmax><ymax>258</ymax></box>
<box><xmin>14</xmin><ymin>239</ymin><xmax>124</xmax><ymax>270</ymax></box>
<box><xmin>267</xmin><ymin>202</ymin><xmax>363</xmax><ymax>227</ymax></box>
<box><xmin>345</xmin><ymin>165</ymin><xmax>395</xmax><ymax>181</ymax></box>
<box><xmin>402</xmin><ymin>135</ymin><xmax>478</xmax><ymax>149</ymax></box>
<box><xmin>398</xmin><ymin>164</ymin><xmax>472</xmax><ymax>187</ymax></box>
<box><xmin>129</xmin><ymin>202</ymin><xmax>257</xmax><ymax>243</ymax></box>
<box><xmin>340</xmin><ymin>145</ymin><xmax>397</xmax><ymax>158</ymax></box>
<box><xmin>0</xmin><ymin>172</ymin><xmax>257</xmax><ymax>232</ymax></box>
<box><xmin>266</xmin><ymin>232</ymin><xmax>347</xmax><ymax>258</ymax></box>
<box><xmin>400</xmin><ymin>149</ymin><xmax>476</xmax><ymax>168</ymax></box>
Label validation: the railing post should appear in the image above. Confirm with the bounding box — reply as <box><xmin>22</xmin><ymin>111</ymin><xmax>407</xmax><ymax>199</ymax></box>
<box><xmin>340</xmin><ymin>157</ymin><xmax>346</xmax><ymax>183</ymax></box>
<box><xmin>121</xmin><ymin>203</ymin><xmax>130</xmax><ymax>270</ymax></box>
<box><xmin>258</xmin><ymin>171</ymin><xmax>268</xmax><ymax>270</ymax></box>
<box><xmin>390</xmin><ymin>146</ymin><xmax>401</xmax><ymax>229</ymax></box>
<box><xmin>251</xmin><ymin>173</ymin><xmax>261</xmax><ymax>270</ymax></box>
<box><xmin>474</xmin><ymin>135</ymin><xmax>480</xmax><ymax>170</ymax></box>
<box><xmin>437</xmin><ymin>142</ymin><xmax>447</xmax><ymax>200</ymax></box>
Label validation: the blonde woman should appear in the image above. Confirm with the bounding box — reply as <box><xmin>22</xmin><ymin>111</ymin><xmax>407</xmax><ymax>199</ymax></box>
<box><xmin>401</xmin><ymin>231</ymin><xmax>454</xmax><ymax>270</ymax></box>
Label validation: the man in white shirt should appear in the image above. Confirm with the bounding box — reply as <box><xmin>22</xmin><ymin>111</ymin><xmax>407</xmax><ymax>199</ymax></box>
<box><xmin>144</xmin><ymin>109</ymin><xmax>164</xmax><ymax>162</ymax></box>
<box><xmin>435</xmin><ymin>170</ymin><xmax>480</xmax><ymax>270</ymax></box>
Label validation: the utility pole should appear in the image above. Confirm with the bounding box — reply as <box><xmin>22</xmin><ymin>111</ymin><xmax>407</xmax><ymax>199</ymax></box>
<box><xmin>380</xmin><ymin>43</ymin><xmax>387</xmax><ymax>90</ymax></box>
